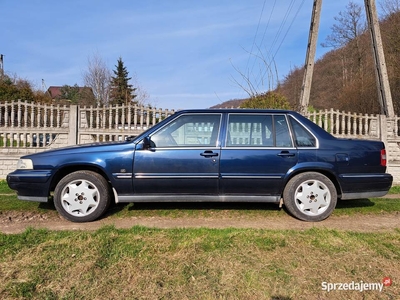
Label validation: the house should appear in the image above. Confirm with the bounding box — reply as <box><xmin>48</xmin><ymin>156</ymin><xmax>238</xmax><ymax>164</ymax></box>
<box><xmin>47</xmin><ymin>86</ymin><xmax>94</xmax><ymax>101</ymax></box>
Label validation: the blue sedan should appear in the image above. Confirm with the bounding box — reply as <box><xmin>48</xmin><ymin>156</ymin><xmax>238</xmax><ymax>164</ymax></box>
<box><xmin>7</xmin><ymin>109</ymin><xmax>393</xmax><ymax>222</ymax></box>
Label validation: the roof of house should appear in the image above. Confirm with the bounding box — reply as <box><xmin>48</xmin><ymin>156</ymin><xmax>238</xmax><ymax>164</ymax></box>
<box><xmin>47</xmin><ymin>86</ymin><xmax>93</xmax><ymax>99</ymax></box>
<box><xmin>47</xmin><ymin>86</ymin><xmax>62</xmax><ymax>98</ymax></box>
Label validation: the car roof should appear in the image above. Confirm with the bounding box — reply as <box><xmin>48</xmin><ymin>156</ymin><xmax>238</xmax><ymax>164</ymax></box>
<box><xmin>176</xmin><ymin>108</ymin><xmax>299</xmax><ymax>115</ymax></box>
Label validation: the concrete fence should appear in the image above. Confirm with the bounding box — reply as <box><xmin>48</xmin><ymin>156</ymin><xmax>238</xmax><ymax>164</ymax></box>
<box><xmin>1</xmin><ymin>100</ymin><xmax>400</xmax><ymax>183</ymax></box>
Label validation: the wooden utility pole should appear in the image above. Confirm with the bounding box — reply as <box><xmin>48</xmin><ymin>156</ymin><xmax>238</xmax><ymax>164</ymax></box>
<box><xmin>299</xmin><ymin>0</ymin><xmax>322</xmax><ymax>115</ymax></box>
<box><xmin>364</xmin><ymin>0</ymin><xmax>395</xmax><ymax>117</ymax></box>
<box><xmin>0</xmin><ymin>54</ymin><xmax>4</xmax><ymax>78</ymax></box>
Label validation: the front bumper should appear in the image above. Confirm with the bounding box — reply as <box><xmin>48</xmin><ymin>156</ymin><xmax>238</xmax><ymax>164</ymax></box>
<box><xmin>7</xmin><ymin>170</ymin><xmax>53</xmax><ymax>202</ymax></box>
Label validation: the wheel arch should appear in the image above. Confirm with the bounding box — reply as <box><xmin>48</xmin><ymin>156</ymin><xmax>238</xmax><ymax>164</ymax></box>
<box><xmin>49</xmin><ymin>165</ymin><xmax>111</xmax><ymax>194</ymax></box>
<box><xmin>283</xmin><ymin>165</ymin><xmax>343</xmax><ymax>199</ymax></box>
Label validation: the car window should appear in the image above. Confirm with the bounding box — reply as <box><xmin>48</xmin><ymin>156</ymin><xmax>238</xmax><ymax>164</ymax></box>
<box><xmin>227</xmin><ymin>114</ymin><xmax>292</xmax><ymax>147</ymax></box>
<box><xmin>274</xmin><ymin>115</ymin><xmax>293</xmax><ymax>147</ymax></box>
<box><xmin>289</xmin><ymin>116</ymin><xmax>317</xmax><ymax>147</ymax></box>
<box><xmin>151</xmin><ymin>114</ymin><xmax>221</xmax><ymax>147</ymax></box>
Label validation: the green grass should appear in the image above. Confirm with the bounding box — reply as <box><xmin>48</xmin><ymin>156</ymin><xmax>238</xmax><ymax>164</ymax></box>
<box><xmin>389</xmin><ymin>184</ymin><xmax>400</xmax><ymax>194</ymax></box>
<box><xmin>1</xmin><ymin>180</ymin><xmax>400</xmax><ymax>299</ymax></box>
<box><xmin>0</xmin><ymin>180</ymin><xmax>13</xmax><ymax>194</ymax></box>
<box><xmin>1</xmin><ymin>180</ymin><xmax>400</xmax><ymax>218</ymax></box>
<box><xmin>0</xmin><ymin>226</ymin><xmax>398</xmax><ymax>299</ymax></box>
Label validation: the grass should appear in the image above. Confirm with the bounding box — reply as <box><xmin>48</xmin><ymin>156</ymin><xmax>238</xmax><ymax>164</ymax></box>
<box><xmin>388</xmin><ymin>185</ymin><xmax>400</xmax><ymax>194</ymax></box>
<box><xmin>0</xmin><ymin>226</ymin><xmax>398</xmax><ymax>299</ymax></box>
<box><xmin>1</xmin><ymin>181</ymin><xmax>399</xmax><ymax>299</ymax></box>
<box><xmin>1</xmin><ymin>180</ymin><xmax>400</xmax><ymax>219</ymax></box>
<box><xmin>0</xmin><ymin>180</ymin><xmax>13</xmax><ymax>194</ymax></box>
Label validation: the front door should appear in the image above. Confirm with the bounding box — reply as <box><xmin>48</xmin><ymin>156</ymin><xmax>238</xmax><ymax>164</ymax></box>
<box><xmin>133</xmin><ymin>113</ymin><xmax>222</xmax><ymax>196</ymax></box>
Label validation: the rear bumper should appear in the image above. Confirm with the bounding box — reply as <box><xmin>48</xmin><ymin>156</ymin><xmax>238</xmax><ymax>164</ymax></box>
<box><xmin>7</xmin><ymin>170</ymin><xmax>52</xmax><ymax>202</ymax></box>
<box><xmin>339</xmin><ymin>173</ymin><xmax>393</xmax><ymax>200</ymax></box>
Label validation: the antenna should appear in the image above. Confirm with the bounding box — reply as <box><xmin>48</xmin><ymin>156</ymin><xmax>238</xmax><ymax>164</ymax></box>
<box><xmin>42</xmin><ymin>79</ymin><xmax>52</xmax><ymax>97</ymax></box>
<box><xmin>42</xmin><ymin>79</ymin><xmax>47</xmax><ymax>91</ymax></box>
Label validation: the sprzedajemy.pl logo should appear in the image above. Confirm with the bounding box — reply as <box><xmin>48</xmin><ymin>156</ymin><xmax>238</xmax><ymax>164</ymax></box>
<box><xmin>321</xmin><ymin>277</ymin><xmax>392</xmax><ymax>293</ymax></box>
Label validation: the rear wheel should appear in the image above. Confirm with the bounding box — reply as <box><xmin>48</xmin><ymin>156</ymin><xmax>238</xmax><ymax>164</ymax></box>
<box><xmin>283</xmin><ymin>172</ymin><xmax>337</xmax><ymax>222</ymax></box>
<box><xmin>54</xmin><ymin>170</ymin><xmax>111</xmax><ymax>222</ymax></box>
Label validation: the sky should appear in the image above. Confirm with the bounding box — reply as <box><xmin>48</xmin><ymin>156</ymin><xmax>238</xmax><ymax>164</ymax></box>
<box><xmin>1</xmin><ymin>0</ymin><xmax>370</xmax><ymax>109</ymax></box>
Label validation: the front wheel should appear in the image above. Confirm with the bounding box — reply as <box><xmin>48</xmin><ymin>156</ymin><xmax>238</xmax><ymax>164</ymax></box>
<box><xmin>283</xmin><ymin>172</ymin><xmax>337</xmax><ymax>222</ymax></box>
<box><xmin>54</xmin><ymin>171</ymin><xmax>111</xmax><ymax>222</ymax></box>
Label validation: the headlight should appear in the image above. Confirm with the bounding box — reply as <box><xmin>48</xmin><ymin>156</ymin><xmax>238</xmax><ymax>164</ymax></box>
<box><xmin>16</xmin><ymin>159</ymin><xmax>33</xmax><ymax>170</ymax></box>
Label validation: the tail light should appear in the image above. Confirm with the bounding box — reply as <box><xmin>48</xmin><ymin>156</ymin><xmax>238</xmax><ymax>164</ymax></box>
<box><xmin>381</xmin><ymin>149</ymin><xmax>387</xmax><ymax>167</ymax></box>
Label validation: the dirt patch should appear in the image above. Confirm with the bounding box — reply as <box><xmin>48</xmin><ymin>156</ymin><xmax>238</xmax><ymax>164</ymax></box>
<box><xmin>1</xmin><ymin>209</ymin><xmax>399</xmax><ymax>234</ymax></box>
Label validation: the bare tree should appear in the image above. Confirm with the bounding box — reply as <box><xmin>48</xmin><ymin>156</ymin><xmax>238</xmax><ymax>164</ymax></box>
<box><xmin>322</xmin><ymin>1</ymin><xmax>365</xmax><ymax>49</ymax></box>
<box><xmin>380</xmin><ymin>0</ymin><xmax>400</xmax><ymax>17</ymax></box>
<box><xmin>133</xmin><ymin>83</ymin><xmax>149</xmax><ymax>106</ymax></box>
<box><xmin>83</xmin><ymin>53</ymin><xmax>111</xmax><ymax>106</ymax></box>
<box><xmin>231</xmin><ymin>46</ymin><xmax>279</xmax><ymax>98</ymax></box>
<box><xmin>322</xmin><ymin>1</ymin><xmax>368</xmax><ymax>90</ymax></box>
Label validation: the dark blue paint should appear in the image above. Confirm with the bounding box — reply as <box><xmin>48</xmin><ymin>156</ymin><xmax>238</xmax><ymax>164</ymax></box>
<box><xmin>7</xmin><ymin>109</ymin><xmax>393</xmax><ymax>203</ymax></box>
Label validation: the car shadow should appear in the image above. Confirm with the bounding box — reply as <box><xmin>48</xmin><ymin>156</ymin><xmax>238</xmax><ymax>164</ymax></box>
<box><xmin>36</xmin><ymin>197</ymin><xmax>377</xmax><ymax>219</ymax></box>
<box><xmin>38</xmin><ymin>201</ymin><xmax>56</xmax><ymax>210</ymax></box>
<box><xmin>335</xmin><ymin>198</ymin><xmax>375</xmax><ymax>209</ymax></box>
<box><xmin>126</xmin><ymin>198</ymin><xmax>378</xmax><ymax>212</ymax></box>
<box><xmin>125</xmin><ymin>201</ymin><xmax>282</xmax><ymax>212</ymax></box>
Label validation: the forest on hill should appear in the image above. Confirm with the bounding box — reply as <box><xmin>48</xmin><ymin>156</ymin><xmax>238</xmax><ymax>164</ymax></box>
<box><xmin>280</xmin><ymin>2</ymin><xmax>400</xmax><ymax>115</ymax></box>
<box><xmin>216</xmin><ymin>1</ymin><xmax>400</xmax><ymax>115</ymax></box>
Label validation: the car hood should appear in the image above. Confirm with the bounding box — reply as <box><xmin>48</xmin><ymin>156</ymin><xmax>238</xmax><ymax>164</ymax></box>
<box><xmin>21</xmin><ymin>140</ymin><xmax>136</xmax><ymax>159</ymax></box>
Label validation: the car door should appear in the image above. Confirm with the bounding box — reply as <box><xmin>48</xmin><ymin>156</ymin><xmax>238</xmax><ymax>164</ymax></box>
<box><xmin>220</xmin><ymin>113</ymin><xmax>298</xmax><ymax>197</ymax></box>
<box><xmin>133</xmin><ymin>113</ymin><xmax>222</xmax><ymax>196</ymax></box>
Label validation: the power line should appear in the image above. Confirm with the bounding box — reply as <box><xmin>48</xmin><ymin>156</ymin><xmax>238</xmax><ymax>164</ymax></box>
<box><xmin>236</xmin><ymin>1</ymin><xmax>308</xmax><ymax>96</ymax></box>
<box><xmin>246</xmin><ymin>0</ymin><xmax>267</xmax><ymax>73</ymax></box>
<box><xmin>254</xmin><ymin>0</ymin><xmax>304</xmax><ymax>91</ymax></box>
<box><xmin>238</xmin><ymin>0</ymin><xmax>268</xmax><ymax>98</ymax></box>
<box><xmin>247</xmin><ymin>0</ymin><xmax>277</xmax><ymax>88</ymax></box>
<box><xmin>257</xmin><ymin>0</ymin><xmax>306</xmax><ymax>90</ymax></box>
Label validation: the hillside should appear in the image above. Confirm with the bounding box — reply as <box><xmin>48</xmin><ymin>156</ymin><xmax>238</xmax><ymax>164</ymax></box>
<box><xmin>278</xmin><ymin>9</ymin><xmax>400</xmax><ymax>114</ymax></box>
<box><xmin>210</xmin><ymin>98</ymin><xmax>244</xmax><ymax>109</ymax></box>
<box><xmin>216</xmin><ymin>10</ymin><xmax>400</xmax><ymax>115</ymax></box>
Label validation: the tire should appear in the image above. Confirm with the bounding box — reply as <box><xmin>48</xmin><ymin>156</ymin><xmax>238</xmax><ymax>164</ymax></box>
<box><xmin>54</xmin><ymin>170</ymin><xmax>111</xmax><ymax>222</ymax></box>
<box><xmin>283</xmin><ymin>172</ymin><xmax>337</xmax><ymax>222</ymax></box>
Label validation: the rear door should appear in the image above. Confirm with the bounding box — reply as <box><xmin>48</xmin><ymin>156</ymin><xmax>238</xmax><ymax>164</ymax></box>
<box><xmin>220</xmin><ymin>113</ymin><xmax>298</xmax><ymax>196</ymax></box>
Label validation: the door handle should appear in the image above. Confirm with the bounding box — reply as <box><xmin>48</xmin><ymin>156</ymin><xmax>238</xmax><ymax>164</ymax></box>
<box><xmin>277</xmin><ymin>151</ymin><xmax>295</xmax><ymax>157</ymax></box>
<box><xmin>200</xmin><ymin>151</ymin><xmax>218</xmax><ymax>157</ymax></box>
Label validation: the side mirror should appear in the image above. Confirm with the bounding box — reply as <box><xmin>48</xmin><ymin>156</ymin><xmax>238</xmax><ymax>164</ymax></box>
<box><xmin>143</xmin><ymin>136</ymin><xmax>156</xmax><ymax>150</ymax></box>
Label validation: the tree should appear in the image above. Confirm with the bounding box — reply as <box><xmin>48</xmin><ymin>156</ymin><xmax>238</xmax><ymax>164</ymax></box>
<box><xmin>379</xmin><ymin>1</ymin><xmax>400</xmax><ymax>114</ymax></box>
<box><xmin>322</xmin><ymin>1</ymin><xmax>365</xmax><ymax>49</ymax></box>
<box><xmin>60</xmin><ymin>84</ymin><xmax>80</xmax><ymax>103</ymax></box>
<box><xmin>59</xmin><ymin>84</ymin><xmax>95</xmax><ymax>106</ymax></box>
<box><xmin>0</xmin><ymin>74</ymin><xmax>35</xmax><ymax>102</ymax></box>
<box><xmin>380</xmin><ymin>0</ymin><xmax>400</xmax><ymax>17</ymax></box>
<box><xmin>322</xmin><ymin>1</ymin><xmax>367</xmax><ymax>87</ymax></box>
<box><xmin>231</xmin><ymin>48</ymin><xmax>280</xmax><ymax>98</ymax></box>
<box><xmin>240</xmin><ymin>91</ymin><xmax>291</xmax><ymax>109</ymax></box>
<box><xmin>82</xmin><ymin>53</ymin><xmax>111</xmax><ymax>106</ymax></box>
<box><xmin>319</xmin><ymin>1</ymin><xmax>376</xmax><ymax>113</ymax></box>
<box><xmin>109</xmin><ymin>57</ymin><xmax>137</xmax><ymax>105</ymax></box>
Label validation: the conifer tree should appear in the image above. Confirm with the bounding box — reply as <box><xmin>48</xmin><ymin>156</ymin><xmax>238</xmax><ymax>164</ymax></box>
<box><xmin>109</xmin><ymin>57</ymin><xmax>137</xmax><ymax>105</ymax></box>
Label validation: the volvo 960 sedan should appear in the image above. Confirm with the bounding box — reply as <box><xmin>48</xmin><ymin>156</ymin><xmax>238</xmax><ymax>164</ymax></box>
<box><xmin>7</xmin><ymin>109</ymin><xmax>393</xmax><ymax>222</ymax></box>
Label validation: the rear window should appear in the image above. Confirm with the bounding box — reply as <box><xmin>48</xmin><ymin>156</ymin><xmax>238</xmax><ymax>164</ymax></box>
<box><xmin>289</xmin><ymin>116</ymin><xmax>317</xmax><ymax>147</ymax></box>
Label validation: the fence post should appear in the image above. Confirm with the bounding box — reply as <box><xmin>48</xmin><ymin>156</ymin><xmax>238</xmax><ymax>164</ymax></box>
<box><xmin>379</xmin><ymin>114</ymin><xmax>387</xmax><ymax>141</ymax></box>
<box><xmin>68</xmin><ymin>105</ymin><xmax>78</xmax><ymax>145</ymax></box>
<box><xmin>379</xmin><ymin>114</ymin><xmax>389</xmax><ymax>163</ymax></box>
